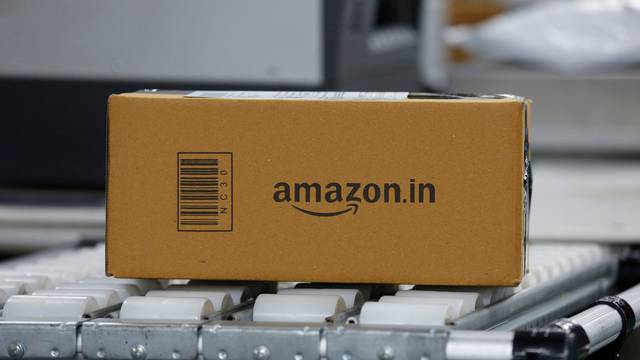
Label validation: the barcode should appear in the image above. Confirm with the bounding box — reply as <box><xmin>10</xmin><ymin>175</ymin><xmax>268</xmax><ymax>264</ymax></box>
<box><xmin>178</xmin><ymin>152</ymin><xmax>232</xmax><ymax>231</ymax></box>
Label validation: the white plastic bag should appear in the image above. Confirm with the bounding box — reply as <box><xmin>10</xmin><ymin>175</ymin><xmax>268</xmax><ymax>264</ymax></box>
<box><xmin>446</xmin><ymin>0</ymin><xmax>640</xmax><ymax>72</ymax></box>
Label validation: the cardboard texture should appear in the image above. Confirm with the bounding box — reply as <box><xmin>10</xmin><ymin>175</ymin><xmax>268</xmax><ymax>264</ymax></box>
<box><xmin>107</xmin><ymin>91</ymin><xmax>530</xmax><ymax>286</ymax></box>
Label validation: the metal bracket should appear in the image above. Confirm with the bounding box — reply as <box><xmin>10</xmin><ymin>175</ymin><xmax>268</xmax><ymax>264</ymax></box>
<box><xmin>0</xmin><ymin>321</ymin><xmax>78</xmax><ymax>359</ymax></box>
<box><xmin>201</xmin><ymin>321</ymin><xmax>322</xmax><ymax>360</ymax></box>
<box><xmin>81</xmin><ymin>320</ymin><xmax>200</xmax><ymax>360</ymax></box>
<box><xmin>324</xmin><ymin>325</ymin><xmax>450</xmax><ymax>360</ymax></box>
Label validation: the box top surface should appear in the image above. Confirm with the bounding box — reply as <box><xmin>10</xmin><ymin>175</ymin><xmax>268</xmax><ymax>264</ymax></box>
<box><xmin>114</xmin><ymin>90</ymin><xmax>528</xmax><ymax>103</ymax></box>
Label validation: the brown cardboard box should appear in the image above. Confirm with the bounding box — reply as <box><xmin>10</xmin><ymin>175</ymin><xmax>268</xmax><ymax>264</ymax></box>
<box><xmin>107</xmin><ymin>91</ymin><xmax>531</xmax><ymax>286</ymax></box>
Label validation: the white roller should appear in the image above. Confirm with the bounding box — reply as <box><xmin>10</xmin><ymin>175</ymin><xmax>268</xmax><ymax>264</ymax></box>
<box><xmin>79</xmin><ymin>278</ymin><xmax>162</xmax><ymax>294</ymax></box>
<box><xmin>359</xmin><ymin>302</ymin><xmax>452</xmax><ymax>326</ymax></box>
<box><xmin>168</xmin><ymin>279</ymin><xmax>190</xmax><ymax>286</ymax></box>
<box><xmin>395</xmin><ymin>290</ymin><xmax>482</xmax><ymax>314</ymax></box>
<box><xmin>32</xmin><ymin>289</ymin><xmax>121</xmax><ymax>308</ymax></box>
<box><xmin>571</xmin><ymin>304</ymin><xmax>622</xmax><ymax>353</ymax></box>
<box><xmin>57</xmin><ymin>282</ymin><xmax>140</xmax><ymax>300</ymax></box>
<box><xmin>13</xmin><ymin>264</ymin><xmax>87</xmax><ymax>284</ymax></box>
<box><xmin>519</xmin><ymin>274</ymin><xmax>536</xmax><ymax>290</ymax></box>
<box><xmin>2</xmin><ymin>295</ymin><xmax>98</xmax><ymax>321</ymax></box>
<box><xmin>413</xmin><ymin>286</ymin><xmax>497</xmax><ymax>307</ymax></box>
<box><xmin>277</xmin><ymin>288</ymin><xmax>364</xmax><ymax>308</ymax></box>
<box><xmin>587</xmin><ymin>245</ymin><xmax>608</xmax><ymax>262</ymax></box>
<box><xmin>551</xmin><ymin>257</ymin><xmax>573</xmax><ymax>274</ymax></box>
<box><xmin>528</xmin><ymin>257</ymin><xmax>564</xmax><ymax>279</ymax></box>
<box><xmin>0</xmin><ymin>275</ymin><xmax>51</xmax><ymax>293</ymax></box>
<box><xmin>478</xmin><ymin>289</ymin><xmax>496</xmax><ymax>306</ymax></box>
<box><xmin>573</xmin><ymin>246</ymin><xmax>598</xmax><ymax>265</ymax></box>
<box><xmin>492</xmin><ymin>288</ymin><xmax>516</xmax><ymax>303</ymax></box>
<box><xmin>253</xmin><ymin>294</ymin><xmax>346</xmax><ymax>323</ymax></box>
<box><xmin>278</xmin><ymin>282</ymin><xmax>300</xmax><ymax>290</ymax></box>
<box><xmin>146</xmin><ymin>290</ymin><xmax>233</xmax><ymax>312</ymax></box>
<box><xmin>563</xmin><ymin>251</ymin><xmax>585</xmax><ymax>270</ymax></box>
<box><xmin>0</xmin><ymin>289</ymin><xmax>7</xmax><ymax>305</ymax></box>
<box><xmin>168</xmin><ymin>285</ymin><xmax>250</xmax><ymax>305</ymax></box>
<box><xmin>546</xmin><ymin>260</ymin><xmax>566</xmax><ymax>279</ymax></box>
<box><xmin>187</xmin><ymin>280</ymin><xmax>276</xmax><ymax>298</ymax></box>
<box><xmin>522</xmin><ymin>265</ymin><xmax>554</xmax><ymax>288</ymax></box>
<box><xmin>295</xmin><ymin>283</ymin><xmax>375</xmax><ymax>300</ymax></box>
<box><xmin>0</xmin><ymin>282</ymin><xmax>27</xmax><ymax>296</ymax></box>
<box><xmin>379</xmin><ymin>296</ymin><xmax>464</xmax><ymax>319</ymax></box>
<box><xmin>119</xmin><ymin>296</ymin><xmax>214</xmax><ymax>321</ymax></box>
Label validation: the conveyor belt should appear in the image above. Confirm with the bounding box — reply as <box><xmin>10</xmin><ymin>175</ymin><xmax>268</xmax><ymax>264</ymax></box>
<box><xmin>0</xmin><ymin>242</ymin><xmax>631</xmax><ymax>360</ymax></box>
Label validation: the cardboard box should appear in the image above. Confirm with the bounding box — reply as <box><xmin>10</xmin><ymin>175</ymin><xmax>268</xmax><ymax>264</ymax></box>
<box><xmin>107</xmin><ymin>91</ymin><xmax>531</xmax><ymax>286</ymax></box>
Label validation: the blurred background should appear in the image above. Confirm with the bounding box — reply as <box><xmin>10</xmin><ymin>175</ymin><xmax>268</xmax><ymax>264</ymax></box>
<box><xmin>1</xmin><ymin>0</ymin><xmax>639</xmax><ymax>250</ymax></box>
<box><xmin>0</xmin><ymin>0</ymin><xmax>639</xmax><ymax>355</ymax></box>
<box><xmin>0</xmin><ymin>0</ymin><xmax>639</xmax><ymax>310</ymax></box>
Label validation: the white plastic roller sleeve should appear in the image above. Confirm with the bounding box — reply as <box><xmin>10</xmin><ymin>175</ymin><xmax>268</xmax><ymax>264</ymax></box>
<box><xmin>412</xmin><ymin>285</ymin><xmax>511</xmax><ymax>307</ymax></box>
<box><xmin>379</xmin><ymin>296</ymin><xmax>463</xmax><ymax>319</ymax></box>
<box><xmin>187</xmin><ymin>280</ymin><xmax>276</xmax><ymax>298</ymax></box>
<box><xmin>146</xmin><ymin>290</ymin><xmax>233</xmax><ymax>312</ymax></box>
<box><xmin>570</xmin><ymin>305</ymin><xmax>622</xmax><ymax>353</ymax></box>
<box><xmin>168</xmin><ymin>285</ymin><xmax>250</xmax><ymax>305</ymax></box>
<box><xmin>278</xmin><ymin>282</ymin><xmax>300</xmax><ymax>290</ymax></box>
<box><xmin>12</xmin><ymin>264</ymin><xmax>85</xmax><ymax>284</ymax></box>
<box><xmin>32</xmin><ymin>289</ymin><xmax>121</xmax><ymax>308</ymax></box>
<box><xmin>168</xmin><ymin>280</ymin><xmax>190</xmax><ymax>286</ymax></box>
<box><xmin>493</xmin><ymin>287</ymin><xmax>516</xmax><ymax>303</ymax></box>
<box><xmin>521</xmin><ymin>266</ymin><xmax>552</xmax><ymax>289</ymax></box>
<box><xmin>359</xmin><ymin>302</ymin><xmax>452</xmax><ymax>326</ymax></box>
<box><xmin>79</xmin><ymin>278</ymin><xmax>162</xmax><ymax>294</ymax></box>
<box><xmin>57</xmin><ymin>282</ymin><xmax>140</xmax><ymax>300</ymax></box>
<box><xmin>2</xmin><ymin>295</ymin><xmax>98</xmax><ymax>321</ymax></box>
<box><xmin>253</xmin><ymin>294</ymin><xmax>346</xmax><ymax>323</ymax></box>
<box><xmin>295</xmin><ymin>283</ymin><xmax>374</xmax><ymax>300</ymax></box>
<box><xmin>528</xmin><ymin>257</ymin><xmax>564</xmax><ymax>279</ymax></box>
<box><xmin>120</xmin><ymin>296</ymin><xmax>214</xmax><ymax>321</ymax></box>
<box><xmin>277</xmin><ymin>288</ymin><xmax>364</xmax><ymax>308</ymax></box>
<box><xmin>569</xmin><ymin>283</ymin><xmax>640</xmax><ymax>353</ymax></box>
<box><xmin>0</xmin><ymin>275</ymin><xmax>51</xmax><ymax>293</ymax></box>
<box><xmin>395</xmin><ymin>290</ymin><xmax>482</xmax><ymax>315</ymax></box>
<box><xmin>446</xmin><ymin>331</ymin><xmax>514</xmax><ymax>360</ymax></box>
<box><xmin>0</xmin><ymin>282</ymin><xmax>27</xmax><ymax>296</ymax></box>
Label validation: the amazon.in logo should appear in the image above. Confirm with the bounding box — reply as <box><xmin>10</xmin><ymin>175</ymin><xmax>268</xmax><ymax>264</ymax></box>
<box><xmin>273</xmin><ymin>179</ymin><xmax>436</xmax><ymax>217</ymax></box>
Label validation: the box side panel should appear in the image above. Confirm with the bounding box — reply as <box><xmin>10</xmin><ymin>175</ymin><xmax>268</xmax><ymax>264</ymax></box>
<box><xmin>107</xmin><ymin>97</ymin><xmax>525</xmax><ymax>285</ymax></box>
